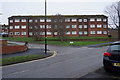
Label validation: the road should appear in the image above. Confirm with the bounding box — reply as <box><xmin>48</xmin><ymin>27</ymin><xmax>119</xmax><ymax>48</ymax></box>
<box><xmin>2</xmin><ymin>42</ymin><xmax>108</xmax><ymax>78</ymax></box>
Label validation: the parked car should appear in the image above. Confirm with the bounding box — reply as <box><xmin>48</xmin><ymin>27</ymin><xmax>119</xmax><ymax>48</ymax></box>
<box><xmin>103</xmin><ymin>41</ymin><xmax>120</xmax><ymax>72</ymax></box>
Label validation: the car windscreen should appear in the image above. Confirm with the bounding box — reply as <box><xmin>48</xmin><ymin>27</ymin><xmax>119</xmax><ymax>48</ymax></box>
<box><xmin>110</xmin><ymin>44</ymin><xmax>120</xmax><ymax>51</ymax></box>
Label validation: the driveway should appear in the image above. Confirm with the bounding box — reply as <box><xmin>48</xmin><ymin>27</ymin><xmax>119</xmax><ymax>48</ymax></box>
<box><xmin>2</xmin><ymin>42</ymin><xmax>108</xmax><ymax>78</ymax></box>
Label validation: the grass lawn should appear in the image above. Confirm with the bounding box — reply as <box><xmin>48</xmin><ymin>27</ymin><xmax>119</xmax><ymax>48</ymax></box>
<box><xmin>1</xmin><ymin>54</ymin><xmax>49</xmax><ymax>66</ymax></box>
<box><xmin>2</xmin><ymin>37</ymin><xmax>110</xmax><ymax>46</ymax></box>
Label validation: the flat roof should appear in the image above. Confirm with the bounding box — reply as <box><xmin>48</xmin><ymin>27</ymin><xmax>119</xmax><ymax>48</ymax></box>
<box><xmin>8</xmin><ymin>15</ymin><xmax>108</xmax><ymax>19</ymax></box>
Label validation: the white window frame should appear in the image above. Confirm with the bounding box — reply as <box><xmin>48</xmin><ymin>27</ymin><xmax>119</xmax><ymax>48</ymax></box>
<box><xmin>10</xmin><ymin>20</ymin><xmax>13</xmax><ymax>23</ymax></box>
<box><xmin>21</xmin><ymin>32</ymin><xmax>26</xmax><ymax>35</ymax></box>
<box><xmin>29</xmin><ymin>32</ymin><xmax>33</xmax><ymax>35</ymax></box>
<box><xmin>15</xmin><ymin>32</ymin><xmax>20</xmax><ymax>35</ymax></box>
<box><xmin>103</xmin><ymin>18</ymin><xmax>107</xmax><ymax>22</ymax></box>
<box><xmin>40</xmin><ymin>32</ymin><xmax>45</xmax><ymax>35</ymax></box>
<box><xmin>97</xmin><ymin>25</ymin><xmax>102</xmax><ymax>28</ymax></box>
<box><xmin>79</xmin><ymin>31</ymin><xmax>82</xmax><ymax>35</ymax></box>
<box><xmin>84</xmin><ymin>31</ymin><xmax>87</xmax><ymax>35</ymax></box>
<box><xmin>79</xmin><ymin>25</ymin><xmax>82</xmax><ymax>28</ymax></box>
<box><xmin>47</xmin><ymin>32</ymin><xmax>51</xmax><ymax>35</ymax></box>
<box><xmin>66</xmin><ymin>25</ymin><xmax>70</xmax><ymax>28</ymax></box>
<box><xmin>84</xmin><ymin>19</ymin><xmax>87</xmax><ymax>22</ymax></box>
<box><xmin>54</xmin><ymin>32</ymin><xmax>57</xmax><ymax>35</ymax></box>
<box><xmin>21</xmin><ymin>19</ymin><xmax>26</xmax><ymax>22</ymax></box>
<box><xmin>9</xmin><ymin>32</ymin><xmax>13</xmax><ymax>35</ymax></box>
<box><xmin>72</xmin><ymin>19</ymin><xmax>77</xmax><ymax>22</ymax></box>
<box><xmin>103</xmin><ymin>25</ymin><xmax>107</xmax><ymax>28</ymax></box>
<box><xmin>34</xmin><ymin>20</ymin><xmax>38</xmax><ymax>23</ymax></box>
<box><xmin>29</xmin><ymin>19</ymin><xmax>33</xmax><ymax>22</ymax></box>
<box><xmin>21</xmin><ymin>25</ymin><xmax>26</xmax><ymax>29</ymax></box>
<box><xmin>40</xmin><ymin>19</ymin><xmax>45</xmax><ymax>22</ymax></box>
<box><xmin>90</xmin><ymin>25</ymin><xmax>95</xmax><ymax>28</ymax></box>
<box><xmin>97</xmin><ymin>31</ymin><xmax>102</xmax><ymax>34</ymax></box>
<box><xmin>97</xmin><ymin>18</ymin><xmax>101</xmax><ymax>21</ymax></box>
<box><xmin>90</xmin><ymin>18</ymin><xmax>95</xmax><ymax>21</ymax></box>
<box><xmin>66</xmin><ymin>31</ymin><xmax>70</xmax><ymax>35</ymax></box>
<box><xmin>79</xmin><ymin>19</ymin><xmax>82</xmax><ymax>22</ymax></box>
<box><xmin>15</xmin><ymin>26</ymin><xmax>20</xmax><ymax>29</ymax></box>
<box><xmin>90</xmin><ymin>31</ymin><xmax>95</xmax><ymax>34</ymax></box>
<box><xmin>65</xmin><ymin>18</ymin><xmax>70</xmax><ymax>22</ymax></box>
<box><xmin>72</xmin><ymin>25</ymin><xmax>77</xmax><ymax>28</ymax></box>
<box><xmin>40</xmin><ymin>25</ymin><xmax>45</xmax><ymax>28</ymax></box>
<box><xmin>72</xmin><ymin>31</ymin><xmax>77</xmax><ymax>35</ymax></box>
<box><xmin>9</xmin><ymin>26</ymin><xmax>13</xmax><ymax>29</ymax></box>
<box><xmin>15</xmin><ymin>19</ymin><xmax>20</xmax><ymax>22</ymax></box>
<box><xmin>84</xmin><ymin>25</ymin><xmax>87</xmax><ymax>28</ymax></box>
<box><xmin>47</xmin><ymin>25</ymin><xmax>51</xmax><ymax>28</ymax></box>
<box><xmin>47</xmin><ymin>19</ymin><xmax>51</xmax><ymax>22</ymax></box>
<box><xmin>103</xmin><ymin>31</ymin><xmax>107</xmax><ymax>34</ymax></box>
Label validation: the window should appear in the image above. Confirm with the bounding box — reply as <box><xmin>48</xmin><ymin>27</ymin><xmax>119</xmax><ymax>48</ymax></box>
<box><xmin>40</xmin><ymin>25</ymin><xmax>45</xmax><ymax>28</ymax></box>
<box><xmin>66</xmin><ymin>31</ymin><xmax>70</xmax><ymax>35</ymax></box>
<box><xmin>97</xmin><ymin>25</ymin><xmax>102</xmax><ymax>28</ymax></box>
<box><xmin>15</xmin><ymin>19</ymin><xmax>20</xmax><ymax>22</ymax></box>
<box><xmin>103</xmin><ymin>25</ymin><xmax>107</xmax><ymax>28</ymax></box>
<box><xmin>47</xmin><ymin>25</ymin><xmax>51</xmax><ymax>28</ymax></box>
<box><xmin>40</xmin><ymin>19</ymin><xmax>45</xmax><ymax>22</ymax></box>
<box><xmin>29</xmin><ymin>32</ymin><xmax>33</xmax><ymax>35</ymax></box>
<box><xmin>10</xmin><ymin>20</ymin><xmax>13</xmax><ymax>23</ymax></box>
<box><xmin>97</xmin><ymin>31</ymin><xmax>102</xmax><ymax>34</ymax></box>
<box><xmin>72</xmin><ymin>31</ymin><xmax>77</xmax><ymax>35</ymax></box>
<box><xmin>90</xmin><ymin>25</ymin><xmax>95</xmax><ymax>28</ymax></box>
<box><xmin>21</xmin><ymin>32</ymin><xmax>26</xmax><ymax>35</ymax></box>
<box><xmin>79</xmin><ymin>19</ymin><xmax>82</xmax><ymax>22</ymax></box>
<box><xmin>34</xmin><ymin>26</ymin><xmax>38</xmax><ymax>29</ymax></box>
<box><xmin>47</xmin><ymin>32</ymin><xmax>51</xmax><ymax>35</ymax></box>
<box><xmin>34</xmin><ymin>32</ymin><xmax>38</xmax><ymax>35</ymax></box>
<box><xmin>84</xmin><ymin>31</ymin><xmax>87</xmax><ymax>35</ymax></box>
<box><xmin>34</xmin><ymin>20</ymin><xmax>38</xmax><ymax>23</ymax></box>
<box><xmin>79</xmin><ymin>25</ymin><xmax>82</xmax><ymax>28</ymax></box>
<box><xmin>72</xmin><ymin>19</ymin><xmax>77</xmax><ymax>22</ymax></box>
<box><xmin>103</xmin><ymin>18</ymin><xmax>107</xmax><ymax>22</ymax></box>
<box><xmin>72</xmin><ymin>25</ymin><xmax>77</xmax><ymax>28</ymax></box>
<box><xmin>79</xmin><ymin>31</ymin><xmax>82</xmax><ymax>35</ymax></box>
<box><xmin>104</xmin><ymin>31</ymin><xmax>107</xmax><ymax>34</ymax></box>
<box><xmin>97</xmin><ymin>18</ymin><xmax>101</xmax><ymax>21</ymax></box>
<box><xmin>21</xmin><ymin>19</ymin><xmax>26</xmax><ymax>22</ymax></box>
<box><xmin>29</xmin><ymin>26</ymin><xmax>33</xmax><ymax>29</ymax></box>
<box><xmin>84</xmin><ymin>19</ymin><xmax>87</xmax><ymax>22</ymax></box>
<box><xmin>15</xmin><ymin>26</ymin><xmax>20</xmax><ymax>29</ymax></box>
<box><xmin>66</xmin><ymin>25</ymin><xmax>70</xmax><ymax>28</ymax></box>
<box><xmin>10</xmin><ymin>32</ymin><xmax>13</xmax><ymax>35</ymax></box>
<box><xmin>15</xmin><ymin>32</ymin><xmax>20</xmax><ymax>35</ymax></box>
<box><xmin>90</xmin><ymin>18</ymin><xmax>95</xmax><ymax>21</ymax></box>
<box><xmin>29</xmin><ymin>19</ymin><xmax>33</xmax><ymax>22</ymax></box>
<box><xmin>40</xmin><ymin>32</ymin><xmax>45</xmax><ymax>35</ymax></box>
<box><xmin>21</xmin><ymin>25</ymin><xmax>26</xmax><ymax>29</ymax></box>
<box><xmin>90</xmin><ymin>31</ymin><xmax>95</xmax><ymax>34</ymax></box>
<box><xmin>84</xmin><ymin>25</ymin><xmax>87</xmax><ymax>28</ymax></box>
<box><xmin>54</xmin><ymin>32</ymin><xmax>57</xmax><ymax>35</ymax></box>
<box><xmin>65</xmin><ymin>18</ymin><xmax>70</xmax><ymax>22</ymax></box>
<box><xmin>47</xmin><ymin>19</ymin><xmax>51</xmax><ymax>22</ymax></box>
<box><xmin>9</xmin><ymin>26</ymin><xmax>13</xmax><ymax>29</ymax></box>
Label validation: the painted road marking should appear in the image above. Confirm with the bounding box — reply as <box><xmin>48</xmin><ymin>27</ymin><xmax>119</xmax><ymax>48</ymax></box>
<box><xmin>7</xmin><ymin>70</ymin><xmax>29</xmax><ymax>76</ymax></box>
<box><xmin>1</xmin><ymin>51</ymin><xmax>57</xmax><ymax>68</ymax></box>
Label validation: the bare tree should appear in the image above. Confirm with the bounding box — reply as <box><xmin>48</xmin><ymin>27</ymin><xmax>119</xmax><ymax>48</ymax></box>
<box><xmin>104</xmin><ymin>2</ymin><xmax>120</xmax><ymax>39</ymax></box>
<box><xmin>51</xmin><ymin>14</ymin><xmax>69</xmax><ymax>41</ymax></box>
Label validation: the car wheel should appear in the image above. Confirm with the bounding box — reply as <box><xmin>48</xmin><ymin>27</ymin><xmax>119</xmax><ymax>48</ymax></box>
<box><xmin>104</xmin><ymin>66</ymin><xmax>111</xmax><ymax>73</ymax></box>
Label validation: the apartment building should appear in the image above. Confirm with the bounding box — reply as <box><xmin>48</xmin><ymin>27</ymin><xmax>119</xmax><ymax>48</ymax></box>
<box><xmin>8</xmin><ymin>15</ymin><xmax>108</xmax><ymax>37</ymax></box>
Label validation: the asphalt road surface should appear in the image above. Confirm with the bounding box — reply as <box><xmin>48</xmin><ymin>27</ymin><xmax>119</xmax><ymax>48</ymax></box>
<box><xmin>2</xmin><ymin>42</ymin><xmax>108</xmax><ymax>78</ymax></box>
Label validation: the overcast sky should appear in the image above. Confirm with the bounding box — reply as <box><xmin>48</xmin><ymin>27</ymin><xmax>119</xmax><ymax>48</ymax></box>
<box><xmin>0</xmin><ymin>0</ymin><xmax>119</xmax><ymax>25</ymax></box>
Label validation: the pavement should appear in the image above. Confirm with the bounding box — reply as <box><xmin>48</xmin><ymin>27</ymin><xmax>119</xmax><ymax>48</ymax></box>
<box><xmin>2</xmin><ymin>41</ymin><xmax>109</xmax><ymax>78</ymax></box>
<box><xmin>81</xmin><ymin>67</ymin><xmax>120</xmax><ymax>79</ymax></box>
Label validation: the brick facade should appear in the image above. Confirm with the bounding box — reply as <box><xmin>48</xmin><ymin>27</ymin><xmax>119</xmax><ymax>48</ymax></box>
<box><xmin>8</xmin><ymin>15</ymin><xmax>108</xmax><ymax>37</ymax></box>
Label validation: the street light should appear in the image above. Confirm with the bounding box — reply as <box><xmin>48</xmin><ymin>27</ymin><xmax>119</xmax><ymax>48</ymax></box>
<box><xmin>45</xmin><ymin>0</ymin><xmax>47</xmax><ymax>54</ymax></box>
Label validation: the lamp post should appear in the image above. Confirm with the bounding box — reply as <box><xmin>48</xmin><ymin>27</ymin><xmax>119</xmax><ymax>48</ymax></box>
<box><xmin>45</xmin><ymin>0</ymin><xmax>47</xmax><ymax>54</ymax></box>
